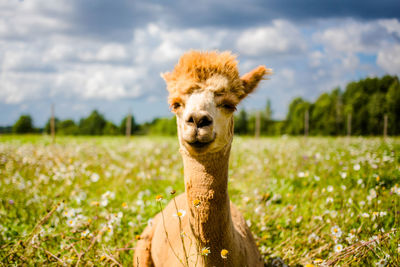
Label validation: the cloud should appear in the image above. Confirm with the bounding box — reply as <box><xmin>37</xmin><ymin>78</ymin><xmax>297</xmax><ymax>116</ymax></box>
<box><xmin>313</xmin><ymin>19</ymin><xmax>400</xmax><ymax>55</ymax></box>
<box><xmin>377</xmin><ymin>45</ymin><xmax>400</xmax><ymax>74</ymax></box>
<box><xmin>0</xmin><ymin>21</ymin><xmax>231</xmax><ymax>107</ymax></box>
<box><xmin>378</xmin><ymin>18</ymin><xmax>400</xmax><ymax>37</ymax></box>
<box><xmin>90</xmin><ymin>44</ymin><xmax>128</xmax><ymax>62</ymax></box>
<box><xmin>236</xmin><ymin>20</ymin><xmax>306</xmax><ymax>56</ymax></box>
<box><xmin>0</xmin><ymin>0</ymin><xmax>400</xmax><ymax>126</ymax></box>
<box><xmin>0</xmin><ymin>0</ymin><xmax>73</xmax><ymax>40</ymax></box>
<box><xmin>132</xmin><ymin>23</ymin><xmax>229</xmax><ymax>65</ymax></box>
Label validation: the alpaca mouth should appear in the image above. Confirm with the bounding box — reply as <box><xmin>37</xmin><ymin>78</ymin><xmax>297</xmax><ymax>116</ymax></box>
<box><xmin>188</xmin><ymin>140</ymin><xmax>213</xmax><ymax>148</ymax></box>
<box><xmin>183</xmin><ymin>132</ymin><xmax>216</xmax><ymax>151</ymax></box>
<box><xmin>186</xmin><ymin>133</ymin><xmax>216</xmax><ymax>150</ymax></box>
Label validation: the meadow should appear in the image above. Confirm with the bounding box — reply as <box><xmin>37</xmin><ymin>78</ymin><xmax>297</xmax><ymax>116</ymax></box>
<box><xmin>0</xmin><ymin>135</ymin><xmax>399</xmax><ymax>266</ymax></box>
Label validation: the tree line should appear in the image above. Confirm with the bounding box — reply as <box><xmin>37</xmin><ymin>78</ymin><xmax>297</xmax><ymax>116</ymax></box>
<box><xmin>284</xmin><ymin>74</ymin><xmax>400</xmax><ymax>135</ymax></box>
<box><xmin>5</xmin><ymin>110</ymin><xmax>176</xmax><ymax>136</ymax></box>
<box><xmin>3</xmin><ymin>75</ymin><xmax>399</xmax><ymax>136</ymax></box>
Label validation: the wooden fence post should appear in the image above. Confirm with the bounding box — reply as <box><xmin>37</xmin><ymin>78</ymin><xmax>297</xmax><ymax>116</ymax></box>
<box><xmin>255</xmin><ymin>111</ymin><xmax>260</xmax><ymax>138</ymax></box>
<box><xmin>50</xmin><ymin>104</ymin><xmax>55</xmax><ymax>143</ymax></box>
<box><xmin>304</xmin><ymin>109</ymin><xmax>309</xmax><ymax>137</ymax></box>
<box><xmin>126</xmin><ymin>110</ymin><xmax>132</xmax><ymax>138</ymax></box>
<box><xmin>347</xmin><ymin>113</ymin><xmax>352</xmax><ymax>137</ymax></box>
<box><xmin>384</xmin><ymin>114</ymin><xmax>388</xmax><ymax>139</ymax></box>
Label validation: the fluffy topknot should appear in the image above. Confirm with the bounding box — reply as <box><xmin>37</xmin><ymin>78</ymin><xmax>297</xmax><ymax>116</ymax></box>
<box><xmin>162</xmin><ymin>50</ymin><xmax>271</xmax><ymax>104</ymax></box>
<box><xmin>166</xmin><ymin>50</ymin><xmax>240</xmax><ymax>82</ymax></box>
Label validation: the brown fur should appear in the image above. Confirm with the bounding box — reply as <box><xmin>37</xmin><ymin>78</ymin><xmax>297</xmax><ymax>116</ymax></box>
<box><xmin>134</xmin><ymin>51</ymin><xmax>270</xmax><ymax>266</ymax></box>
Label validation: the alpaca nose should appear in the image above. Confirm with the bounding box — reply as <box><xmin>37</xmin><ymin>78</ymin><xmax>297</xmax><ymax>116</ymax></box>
<box><xmin>185</xmin><ymin>112</ymin><xmax>213</xmax><ymax>128</ymax></box>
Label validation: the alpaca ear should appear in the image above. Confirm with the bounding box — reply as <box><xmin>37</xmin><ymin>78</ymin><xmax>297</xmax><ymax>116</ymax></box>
<box><xmin>160</xmin><ymin>72</ymin><xmax>171</xmax><ymax>83</ymax></box>
<box><xmin>240</xmin><ymin>65</ymin><xmax>271</xmax><ymax>99</ymax></box>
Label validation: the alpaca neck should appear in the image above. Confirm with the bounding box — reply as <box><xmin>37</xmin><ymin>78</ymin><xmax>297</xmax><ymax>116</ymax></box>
<box><xmin>180</xmin><ymin>144</ymin><xmax>235</xmax><ymax>263</ymax></box>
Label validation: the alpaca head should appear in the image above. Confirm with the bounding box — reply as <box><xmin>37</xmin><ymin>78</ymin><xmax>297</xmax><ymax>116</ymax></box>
<box><xmin>162</xmin><ymin>51</ymin><xmax>271</xmax><ymax>155</ymax></box>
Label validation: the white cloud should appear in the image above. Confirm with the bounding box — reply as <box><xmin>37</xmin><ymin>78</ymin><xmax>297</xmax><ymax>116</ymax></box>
<box><xmin>0</xmin><ymin>0</ymin><xmax>72</xmax><ymax>39</ymax></box>
<box><xmin>96</xmin><ymin>44</ymin><xmax>128</xmax><ymax>62</ymax></box>
<box><xmin>0</xmin><ymin>72</ymin><xmax>52</xmax><ymax>104</ymax></box>
<box><xmin>132</xmin><ymin>23</ymin><xmax>228</xmax><ymax>64</ymax></box>
<box><xmin>236</xmin><ymin>20</ymin><xmax>306</xmax><ymax>56</ymax></box>
<box><xmin>314</xmin><ymin>23</ymin><xmax>363</xmax><ymax>53</ymax></box>
<box><xmin>341</xmin><ymin>53</ymin><xmax>359</xmax><ymax>70</ymax></box>
<box><xmin>0</xmin><ymin>3</ymin><xmax>399</xmax><ymax>126</ymax></box>
<box><xmin>377</xmin><ymin>44</ymin><xmax>400</xmax><ymax>74</ymax></box>
<box><xmin>378</xmin><ymin>19</ymin><xmax>400</xmax><ymax>36</ymax></box>
<box><xmin>83</xmin><ymin>66</ymin><xmax>145</xmax><ymax>100</ymax></box>
<box><xmin>74</xmin><ymin>43</ymin><xmax>129</xmax><ymax>63</ymax></box>
<box><xmin>313</xmin><ymin>19</ymin><xmax>400</xmax><ymax>55</ymax></box>
<box><xmin>309</xmin><ymin>18</ymin><xmax>400</xmax><ymax>90</ymax></box>
<box><xmin>309</xmin><ymin>51</ymin><xmax>324</xmax><ymax>67</ymax></box>
<box><xmin>279</xmin><ymin>68</ymin><xmax>295</xmax><ymax>86</ymax></box>
<box><xmin>43</xmin><ymin>43</ymin><xmax>74</xmax><ymax>62</ymax></box>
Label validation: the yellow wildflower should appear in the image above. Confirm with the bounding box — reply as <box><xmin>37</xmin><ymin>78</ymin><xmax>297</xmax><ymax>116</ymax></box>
<box><xmin>220</xmin><ymin>249</ymin><xmax>228</xmax><ymax>259</ymax></box>
<box><xmin>201</xmin><ymin>247</ymin><xmax>210</xmax><ymax>256</ymax></box>
<box><xmin>155</xmin><ymin>195</ymin><xmax>163</xmax><ymax>202</ymax></box>
<box><xmin>193</xmin><ymin>199</ymin><xmax>201</xmax><ymax>208</ymax></box>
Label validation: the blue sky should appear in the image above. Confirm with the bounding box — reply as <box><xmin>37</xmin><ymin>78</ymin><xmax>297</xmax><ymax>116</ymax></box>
<box><xmin>1</xmin><ymin>0</ymin><xmax>399</xmax><ymax>126</ymax></box>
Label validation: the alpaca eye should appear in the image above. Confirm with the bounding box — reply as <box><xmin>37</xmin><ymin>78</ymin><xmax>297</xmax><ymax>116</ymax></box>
<box><xmin>219</xmin><ymin>103</ymin><xmax>236</xmax><ymax>112</ymax></box>
<box><xmin>171</xmin><ymin>102</ymin><xmax>182</xmax><ymax>110</ymax></box>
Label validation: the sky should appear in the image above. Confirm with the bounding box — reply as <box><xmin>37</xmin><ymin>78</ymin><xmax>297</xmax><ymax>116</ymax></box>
<box><xmin>1</xmin><ymin>0</ymin><xmax>400</xmax><ymax>127</ymax></box>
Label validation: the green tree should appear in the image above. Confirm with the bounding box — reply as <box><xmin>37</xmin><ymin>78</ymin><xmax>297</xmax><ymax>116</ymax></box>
<box><xmin>103</xmin><ymin>121</ymin><xmax>119</xmax><ymax>135</ymax></box>
<box><xmin>13</xmin><ymin>115</ymin><xmax>34</xmax><ymax>134</ymax></box>
<box><xmin>285</xmin><ymin>98</ymin><xmax>311</xmax><ymax>135</ymax></box>
<box><xmin>120</xmin><ymin>115</ymin><xmax>139</xmax><ymax>135</ymax></box>
<box><xmin>285</xmin><ymin>75</ymin><xmax>399</xmax><ymax>136</ymax></box>
<box><xmin>367</xmin><ymin>93</ymin><xmax>387</xmax><ymax>134</ymax></box>
<box><xmin>343</xmin><ymin>81</ymin><xmax>369</xmax><ymax>135</ymax></box>
<box><xmin>59</xmin><ymin>119</ymin><xmax>79</xmax><ymax>135</ymax></box>
<box><xmin>342</xmin><ymin>75</ymin><xmax>398</xmax><ymax>135</ymax></box>
<box><xmin>234</xmin><ymin>109</ymin><xmax>249</xmax><ymax>135</ymax></box>
<box><xmin>148</xmin><ymin>117</ymin><xmax>177</xmax><ymax>135</ymax></box>
<box><xmin>261</xmin><ymin>99</ymin><xmax>273</xmax><ymax>135</ymax></box>
<box><xmin>311</xmin><ymin>88</ymin><xmax>344</xmax><ymax>135</ymax></box>
<box><xmin>386</xmin><ymin>79</ymin><xmax>400</xmax><ymax>135</ymax></box>
<box><xmin>247</xmin><ymin>112</ymin><xmax>256</xmax><ymax>135</ymax></box>
<box><xmin>79</xmin><ymin>110</ymin><xmax>106</xmax><ymax>135</ymax></box>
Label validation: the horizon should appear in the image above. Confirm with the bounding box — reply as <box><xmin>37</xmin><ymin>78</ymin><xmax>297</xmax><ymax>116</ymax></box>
<box><xmin>1</xmin><ymin>0</ymin><xmax>400</xmax><ymax>127</ymax></box>
<box><xmin>1</xmin><ymin>73</ymin><xmax>398</xmax><ymax>129</ymax></box>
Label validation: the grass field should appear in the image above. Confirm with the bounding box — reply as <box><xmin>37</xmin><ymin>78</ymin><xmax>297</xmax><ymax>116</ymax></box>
<box><xmin>0</xmin><ymin>135</ymin><xmax>399</xmax><ymax>266</ymax></box>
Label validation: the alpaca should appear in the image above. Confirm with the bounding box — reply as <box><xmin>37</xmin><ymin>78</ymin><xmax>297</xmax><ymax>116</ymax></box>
<box><xmin>134</xmin><ymin>51</ymin><xmax>271</xmax><ymax>267</ymax></box>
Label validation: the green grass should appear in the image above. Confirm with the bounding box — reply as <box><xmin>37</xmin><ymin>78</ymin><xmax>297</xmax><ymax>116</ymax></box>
<box><xmin>0</xmin><ymin>135</ymin><xmax>399</xmax><ymax>266</ymax></box>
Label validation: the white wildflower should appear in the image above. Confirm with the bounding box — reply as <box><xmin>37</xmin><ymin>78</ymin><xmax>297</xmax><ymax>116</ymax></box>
<box><xmin>173</xmin><ymin>209</ymin><xmax>186</xmax><ymax>219</ymax></box>
<box><xmin>334</xmin><ymin>244</ymin><xmax>344</xmax><ymax>253</ymax></box>
<box><xmin>331</xmin><ymin>226</ymin><xmax>342</xmax><ymax>238</ymax></box>
<box><xmin>353</xmin><ymin>164</ymin><xmax>361</xmax><ymax>171</ymax></box>
<box><xmin>361</xmin><ymin>212</ymin><xmax>370</xmax><ymax>218</ymax></box>
<box><xmin>90</xmin><ymin>173</ymin><xmax>100</xmax><ymax>182</ymax></box>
